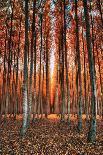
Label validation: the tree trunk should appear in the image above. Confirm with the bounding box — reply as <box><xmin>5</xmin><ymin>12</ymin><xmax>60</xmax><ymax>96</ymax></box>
<box><xmin>81</xmin><ymin>25</ymin><xmax>88</xmax><ymax>123</ymax></box>
<box><xmin>97</xmin><ymin>0</ymin><xmax>103</xmax><ymax>25</ymax></box>
<box><xmin>38</xmin><ymin>13</ymin><xmax>42</xmax><ymax>117</ymax></box>
<box><xmin>21</xmin><ymin>0</ymin><xmax>29</xmax><ymax>136</ymax></box>
<box><xmin>64</xmin><ymin>0</ymin><xmax>71</xmax><ymax>124</ymax></box>
<box><xmin>75</xmin><ymin>0</ymin><xmax>82</xmax><ymax>131</ymax></box>
<box><xmin>83</xmin><ymin>0</ymin><xmax>97</xmax><ymax>143</ymax></box>
<box><xmin>8</xmin><ymin>0</ymin><xmax>14</xmax><ymax>74</ymax></box>
<box><xmin>45</xmin><ymin>32</ymin><xmax>50</xmax><ymax>117</ymax></box>
<box><xmin>96</xmin><ymin>44</ymin><xmax>103</xmax><ymax>118</ymax></box>
<box><xmin>28</xmin><ymin>0</ymin><xmax>36</xmax><ymax>125</ymax></box>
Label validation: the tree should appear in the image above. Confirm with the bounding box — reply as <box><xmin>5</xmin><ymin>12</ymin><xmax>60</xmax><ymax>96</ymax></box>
<box><xmin>75</xmin><ymin>0</ymin><xmax>83</xmax><ymax>131</ymax></box>
<box><xmin>83</xmin><ymin>0</ymin><xmax>97</xmax><ymax>143</ymax></box>
<box><xmin>21</xmin><ymin>0</ymin><xmax>29</xmax><ymax>136</ymax></box>
<box><xmin>28</xmin><ymin>0</ymin><xmax>36</xmax><ymax>125</ymax></box>
<box><xmin>64</xmin><ymin>0</ymin><xmax>71</xmax><ymax>124</ymax></box>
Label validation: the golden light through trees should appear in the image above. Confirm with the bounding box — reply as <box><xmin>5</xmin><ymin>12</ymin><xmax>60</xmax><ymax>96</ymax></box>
<box><xmin>0</xmin><ymin>0</ymin><xmax>103</xmax><ymax>144</ymax></box>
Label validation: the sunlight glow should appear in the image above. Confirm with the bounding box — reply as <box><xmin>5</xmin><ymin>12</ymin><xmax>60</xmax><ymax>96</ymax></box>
<box><xmin>50</xmin><ymin>48</ymin><xmax>55</xmax><ymax>77</ymax></box>
<box><xmin>50</xmin><ymin>0</ymin><xmax>55</xmax><ymax>78</ymax></box>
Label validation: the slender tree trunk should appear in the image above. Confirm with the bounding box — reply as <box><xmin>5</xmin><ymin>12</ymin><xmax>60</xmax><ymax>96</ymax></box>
<box><xmin>45</xmin><ymin>32</ymin><xmax>50</xmax><ymax>117</ymax></box>
<box><xmin>38</xmin><ymin>13</ymin><xmax>42</xmax><ymax>117</ymax></box>
<box><xmin>16</xmin><ymin>15</ymin><xmax>22</xmax><ymax>118</ymax></box>
<box><xmin>97</xmin><ymin>0</ymin><xmax>103</xmax><ymax>25</ymax></box>
<box><xmin>81</xmin><ymin>26</ymin><xmax>88</xmax><ymax>123</ymax></box>
<box><xmin>32</xmin><ymin>21</ymin><xmax>37</xmax><ymax>121</ymax></box>
<box><xmin>4</xmin><ymin>22</ymin><xmax>8</xmax><ymax>73</ymax></box>
<box><xmin>8</xmin><ymin>0</ymin><xmax>14</xmax><ymax>74</ymax></box>
<box><xmin>64</xmin><ymin>0</ymin><xmax>71</xmax><ymax>124</ymax></box>
<box><xmin>75</xmin><ymin>0</ymin><xmax>82</xmax><ymax>131</ymax></box>
<box><xmin>90</xmin><ymin>2</ymin><xmax>96</xmax><ymax>75</ymax></box>
<box><xmin>21</xmin><ymin>0</ymin><xmax>29</xmax><ymax>136</ymax></box>
<box><xmin>59</xmin><ymin>1</ymin><xmax>65</xmax><ymax>121</ymax></box>
<box><xmin>54</xmin><ymin>61</ymin><xmax>59</xmax><ymax>114</ymax></box>
<box><xmin>28</xmin><ymin>0</ymin><xmax>36</xmax><ymax>125</ymax></box>
<box><xmin>96</xmin><ymin>44</ymin><xmax>103</xmax><ymax>118</ymax></box>
<box><xmin>60</xmin><ymin>28</ymin><xmax>65</xmax><ymax>121</ymax></box>
<box><xmin>83</xmin><ymin>0</ymin><xmax>97</xmax><ymax>143</ymax></box>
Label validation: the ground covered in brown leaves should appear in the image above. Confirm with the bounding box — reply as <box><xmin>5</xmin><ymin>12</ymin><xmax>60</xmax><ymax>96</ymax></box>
<box><xmin>0</xmin><ymin>116</ymin><xmax>103</xmax><ymax>155</ymax></box>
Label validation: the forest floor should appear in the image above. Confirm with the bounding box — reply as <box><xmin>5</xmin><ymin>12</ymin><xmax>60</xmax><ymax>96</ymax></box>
<box><xmin>0</xmin><ymin>115</ymin><xmax>103</xmax><ymax>155</ymax></box>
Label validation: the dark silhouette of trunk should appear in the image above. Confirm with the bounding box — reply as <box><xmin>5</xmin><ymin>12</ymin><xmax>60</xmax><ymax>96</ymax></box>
<box><xmin>54</xmin><ymin>64</ymin><xmax>59</xmax><ymax>114</ymax></box>
<box><xmin>41</xmin><ymin>65</ymin><xmax>44</xmax><ymax>118</ymax></box>
<box><xmin>97</xmin><ymin>0</ymin><xmax>103</xmax><ymax>25</ymax></box>
<box><xmin>4</xmin><ymin>20</ymin><xmax>8</xmax><ymax>73</ymax></box>
<box><xmin>38</xmin><ymin>13</ymin><xmax>42</xmax><ymax>117</ymax></box>
<box><xmin>14</xmin><ymin>15</ymin><xmax>22</xmax><ymax>120</ymax></box>
<box><xmin>58</xmin><ymin>40</ymin><xmax>61</xmax><ymax>115</ymax></box>
<box><xmin>8</xmin><ymin>0</ymin><xmax>14</xmax><ymax>74</ymax></box>
<box><xmin>71</xmin><ymin>66</ymin><xmax>75</xmax><ymax>116</ymax></box>
<box><xmin>83</xmin><ymin>0</ymin><xmax>97</xmax><ymax>143</ymax></box>
<box><xmin>16</xmin><ymin>15</ymin><xmax>22</xmax><ymax>82</ymax></box>
<box><xmin>64</xmin><ymin>0</ymin><xmax>70</xmax><ymax>124</ymax></box>
<box><xmin>45</xmin><ymin>32</ymin><xmax>50</xmax><ymax>117</ymax></box>
<box><xmin>75</xmin><ymin>0</ymin><xmax>82</xmax><ymax>131</ymax></box>
<box><xmin>59</xmin><ymin>1</ymin><xmax>65</xmax><ymax>121</ymax></box>
<box><xmin>60</xmin><ymin>27</ymin><xmax>65</xmax><ymax>121</ymax></box>
<box><xmin>32</xmin><ymin>19</ymin><xmax>37</xmax><ymax>121</ymax></box>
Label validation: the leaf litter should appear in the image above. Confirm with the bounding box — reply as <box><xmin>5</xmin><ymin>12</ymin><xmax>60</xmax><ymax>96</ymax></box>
<box><xmin>0</xmin><ymin>117</ymin><xmax>103</xmax><ymax>155</ymax></box>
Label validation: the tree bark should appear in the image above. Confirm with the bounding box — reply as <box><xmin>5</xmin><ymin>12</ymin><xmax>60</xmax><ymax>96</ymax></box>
<box><xmin>83</xmin><ymin>0</ymin><xmax>97</xmax><ymax>143</ymax></box>
<box><xmin>75</xmin><ymin>0</ymin><xmax>83</xmax><ymax>131</ymax></box>
<box><xmin>21</xmin><ymin>0</ymin><xmax>29</xmax><ymax>136</ymax></box>
<box><xmin>28</xmin><ymin>0</ymin><xmax>36</xmax><ymax>125</ymax></box>
<box><xmin>64</xmin><ymin>0</ymin><xmax>71</xmax><ymax>124</ymax></box>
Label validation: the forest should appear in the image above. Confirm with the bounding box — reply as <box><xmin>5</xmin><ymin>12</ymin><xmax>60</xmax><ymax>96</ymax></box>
<box><xmin>0</xmin><ymin>0</ymin><xmax>103</xmax><ymax>154</ymax></box>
